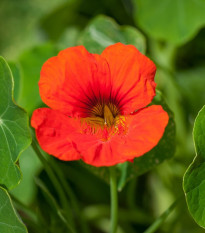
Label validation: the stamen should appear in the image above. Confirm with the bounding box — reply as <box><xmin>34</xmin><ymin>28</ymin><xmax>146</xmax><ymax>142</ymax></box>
<box><xmin>82</xmin><ymin>117</ymin><xmax>104</xmax><ymax>126</ymax></box>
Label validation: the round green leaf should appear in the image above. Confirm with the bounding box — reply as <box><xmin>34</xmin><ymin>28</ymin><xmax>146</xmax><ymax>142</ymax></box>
<box><xmin>78</xmin><ymin>15</ymin><xmax>146</xmax><ymax>54</ymax></box>
<box><xmin>184</xmin><ymin>105</ymin><xmax>205</xmax><ymax>228</ymax></box>
<box><xmin>0</xmin><ymin>57</ymin><xmax>31</xmax><ymax>190</ymax></box>
<box><xmin>0</xmin><ymin>187</ymin><xmax>27</xmax><ymax>233</ymax></box>
<box><xmin>133</xmin><ymin>0</ymin><xmax>205</xmax><ymax>45</ymax></box>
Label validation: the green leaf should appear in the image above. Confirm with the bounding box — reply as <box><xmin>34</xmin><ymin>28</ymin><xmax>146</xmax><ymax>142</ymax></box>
<box><xmin>0</xmin><ymin>57</ymin><xmax>31</xmax><ymax>190</ymax></box>
<box><xmin>133</xmin><ymin>0</ymin><xmax>205</xmax><ymax>45</ymax></box>
<box><xmin>81</xmin><ymin>91</ymin><xmax>176</xmax><ymax>190</ymax></box>
<box><xmin>183</xmin><ymin>105</ymin><xmax>205</xmax><ymax>228</ymax></box>
<box><xmin>0</xmin><ymin>187</ymin><xmax>27</xmax><ymax>233</ymax></box>
<box><xmin>17</xmin><ymin>43</ymin><xmax>58</xmax><ymax>114</ymax></box>
<box><xmin>78</xmin><ymin>15</ymin><xmax>146</xmax><ymax>54</ymax></box>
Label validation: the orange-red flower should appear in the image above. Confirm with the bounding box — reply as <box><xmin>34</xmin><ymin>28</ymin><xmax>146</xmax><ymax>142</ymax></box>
<box><xmin>31</xmin><ymin>43</ymin><xmax>169</xmax><ymax>167</ymax></box>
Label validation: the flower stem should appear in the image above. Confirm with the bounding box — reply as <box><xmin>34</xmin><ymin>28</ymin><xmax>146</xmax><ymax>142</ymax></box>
<box><xmin>143</xmin><ymin>198</ymin><xmax>180</xmax><ymax>233</ymax></box>
<box><xmin>109</xmin><ymin>166</ymin><xmax>118</xmax><ymax>233</ymax></box>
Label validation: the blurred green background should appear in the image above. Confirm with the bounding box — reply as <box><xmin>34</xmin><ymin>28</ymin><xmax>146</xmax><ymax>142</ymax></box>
<box><xmin>1</xmin><ymin>0</ymin><xmax>205</xmax><ymax>232</ymax></box>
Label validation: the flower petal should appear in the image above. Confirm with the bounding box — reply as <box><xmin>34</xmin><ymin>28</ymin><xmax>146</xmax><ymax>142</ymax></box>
<box><xmin>112</xmin><ymin>105</ymin><xmax>169</xmax><ymax>162</ymax></box>
<box><xmin>31</xmin><ymin>108</ymin><xmax>81</xmax><ymax>161</ymax></box>
<box><xmin>74</xmin><ymin>105</ymin><xmax>169</xmax><ymax>166</ymax></box>
<box><xmin>39</xmin><ymin>46</ymin><xmax>111</xmax><ymax>117</ymax></box>
<box><xmin>101</xmin><ymin>43</ymin><xmax>156</xmax><ymax>114</ymax></box>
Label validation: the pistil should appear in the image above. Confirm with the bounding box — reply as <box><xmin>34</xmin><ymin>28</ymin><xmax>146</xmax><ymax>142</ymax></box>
<box><xmin>104</xmin><ymin>105</ymin><xmax>114</xmax><ymax>126</ymax></box>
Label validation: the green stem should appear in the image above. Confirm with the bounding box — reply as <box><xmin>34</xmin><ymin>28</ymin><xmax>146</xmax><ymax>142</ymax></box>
<box><xmin>109</xmin><ymin>167</ymin><xmax>118</xmax><ymax>233</ymax></box>
<box><xmin>31</xmin><ymin>140</ymin><xmax>76</xmax><ymax>233</ymax></box>
<box><xmin>143</xmin><ymin>198</ymin><xmax>179</xmax><ymax>233</ymax></box>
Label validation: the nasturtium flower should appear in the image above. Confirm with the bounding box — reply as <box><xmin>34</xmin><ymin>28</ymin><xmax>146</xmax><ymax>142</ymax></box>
<box><xmin>31</xmin><ymin>43</ymin><xmax>169</xmax><ymax>167</ymax></box>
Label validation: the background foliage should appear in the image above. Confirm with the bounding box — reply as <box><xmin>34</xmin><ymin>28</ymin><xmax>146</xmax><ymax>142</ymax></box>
<box><xmin>0</xmin><ymin>0</ymin><xmax>205</xmax><ymax>232</ymax></box>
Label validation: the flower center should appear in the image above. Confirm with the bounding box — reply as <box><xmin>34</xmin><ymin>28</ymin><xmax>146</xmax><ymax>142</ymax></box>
<box><xmin>80</xmin><ymin>103</ymin><xmax>127</xmax><ymax>141</ymax></box>
<box><xmin>83</xmin><ymin>103</ymin><xmax>120</xmax><ymax>127</ymax></box>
